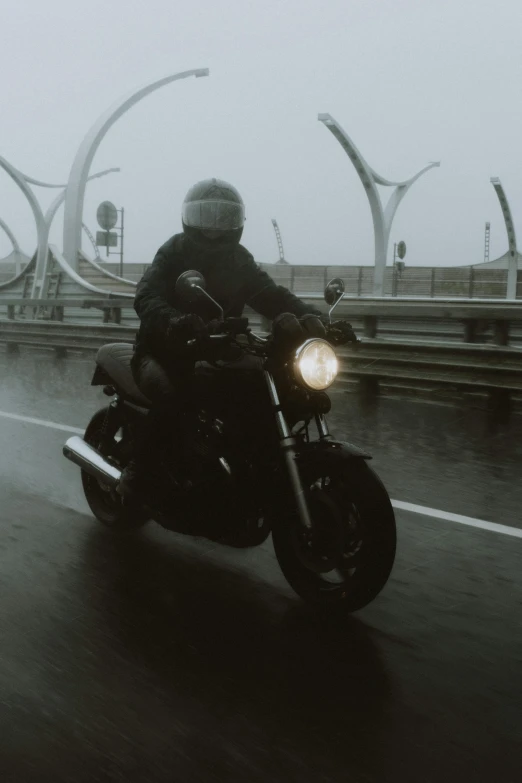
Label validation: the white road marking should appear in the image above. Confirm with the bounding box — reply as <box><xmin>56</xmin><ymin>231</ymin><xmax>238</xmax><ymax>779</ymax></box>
<box><xmin>0</xmin><ymin>409</ymin><xmax>84</xmax><ymax>435</ymax></box>
<box><xmin>392</xmin><ymin>499</ymin><xmax>522</xmax><ymax>539</ymax></box>
<box><xmin>0</xmin><ymin>407</ymin><xmax>520</xmax><ymax>539</ymax></box>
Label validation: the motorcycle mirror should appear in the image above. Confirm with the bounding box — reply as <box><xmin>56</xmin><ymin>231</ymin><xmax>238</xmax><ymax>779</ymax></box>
<box><xmin>324</xmin><ymin>278</ymin><xmax>345</xmax><ymax>306</ymax></box>
<box><xmin>324</xmin><ymin>277</ymin><xmax>346</xmax><ymax>322</ymax></box>
<box><xmin>175</xmin><ymin>270</ymin><xmax>207</xmax><ymax>303</ymax></box>
<box><xmin>175</xmin><ymin>269</ymin><xmax>224</xmax><ymax>321</ymax></box>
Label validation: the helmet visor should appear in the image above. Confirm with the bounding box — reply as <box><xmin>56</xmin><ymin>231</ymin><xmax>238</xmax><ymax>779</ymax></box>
<box><xmin>182</xmin><ymin>199</ymin><xmax>245</xmax><ymax>231</ymax></box>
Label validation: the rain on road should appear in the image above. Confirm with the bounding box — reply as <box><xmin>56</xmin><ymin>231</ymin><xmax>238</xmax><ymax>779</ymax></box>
<box><xmin>0</xmin><ymin>350</ymin><xmax>520</xmax><ymax>782</ymax></box>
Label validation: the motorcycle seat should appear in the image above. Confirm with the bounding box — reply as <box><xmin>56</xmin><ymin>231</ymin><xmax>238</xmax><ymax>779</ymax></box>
<box><xmin>95</xmin><ymin>343</ymin><xmax>151</xmax><ymax>408</ymax></box>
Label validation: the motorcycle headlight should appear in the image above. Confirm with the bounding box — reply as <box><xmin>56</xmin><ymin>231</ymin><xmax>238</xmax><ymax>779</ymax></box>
<box><xmin>294</xmin><ymin>339</ymin><xmax>339</xmax><ymax>391</ymax></box>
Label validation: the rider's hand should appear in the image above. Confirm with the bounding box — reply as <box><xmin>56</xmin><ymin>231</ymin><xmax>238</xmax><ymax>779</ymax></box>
<box><xmin>222</xmin><ymin>317</ymin><xmax>249</xmax><ymax>335</ymax></box>
<box><xmin>167</xmin><ymin>313</ymin><xmax>208</xmax><ymax>343</ymax></box>
<box><xmin>272</xmin><ymin>313</ymin><xmax>305</xmax><ymax>343</ymax></box>
<box><xmin>300</xmin><ymin>314</ymin><xmax>327</xmax><ymax>338</ymax></box>
<box><xmin>206</xmin><ymin>318</ymin><xmax>223</xmax><ymax>336</ymax></box>
<box><xmin>328</xmin><ymin>320</ymin><xmax>359</xmax><ymax>346</ymax></box>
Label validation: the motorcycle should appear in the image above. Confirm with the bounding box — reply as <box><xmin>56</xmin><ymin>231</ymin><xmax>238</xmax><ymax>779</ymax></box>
<box><xmin>63</xmin><ymin>273</ymin><xmax>396</xmax><ymax>612</ymax></box>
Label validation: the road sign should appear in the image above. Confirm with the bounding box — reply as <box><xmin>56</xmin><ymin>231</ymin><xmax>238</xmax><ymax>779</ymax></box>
<box><xmin>96</xmin><ymin>201</ymin><xmax>118</xmax><ymax>231</ymax></box>
<box><xmin>397</xmin><ymin>241</ymin><xmax>407</xmax><ymax>260</ymax></box>
<box><xmin>96</xmin><ymin>231</ymin><xmax>118</xmax><ymax>248</ymax></box>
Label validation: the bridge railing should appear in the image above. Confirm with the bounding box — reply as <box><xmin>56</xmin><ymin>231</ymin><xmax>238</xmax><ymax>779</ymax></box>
<box><xmin>261</xmin><ymin>265</ymin><xmax>522</xmax><ymax>300</ymax></box>
<box><xmin>1</xmin><ymin>298</ymin><xmax>521</xmax><ymax>403</ymax></box>
<box><xmin>1</xmin><ymin>296</ymin><xmax>522</xmax><ymax>346</ymax></box>
<box><xmin>294</xmin><ymin>296</ymin><xmax>522</xmax><ymax>346</ymax></box>
<box><xmin>39</xmin><ymin>260</ymin><xmax>522</xmax><ymax>299</ymax></box>
<box><xmin>0</xmin><ymin>297</ymin><xmax>135</xmax><ymax>325</ymax></box>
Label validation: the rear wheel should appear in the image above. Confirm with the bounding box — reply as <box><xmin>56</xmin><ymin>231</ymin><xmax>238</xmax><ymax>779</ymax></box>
<box><xmin>81</xmin><ymin>407</ymin><xmax>148</xmax><ymax>531</ymax></box>
<box><xmin>272</xmin><ymin>460</ymin><xmax>396</xmax><ymax>612</ymax></box>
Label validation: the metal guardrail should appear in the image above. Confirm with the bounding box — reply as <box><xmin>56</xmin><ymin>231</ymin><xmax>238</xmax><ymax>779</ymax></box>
<box><xmin>0</xmin><ymin>320</ymin><xmax>132</xmax><ymax>354</ymax></box>
<box><xmin>261</xmin><ymin>297</ymin><xmax>522</xmax><ymax>346</ymax></box>
<box><xmin>5</xmin><ymin>296</ymin><xmax>521</xmax><ymax>344</ymax></box>
<box><xmin>337</xmin><ymin>300</ymin><xmax>522</xmax><ymax>346</ymax></box>
<box><xmin>1</xmin><ymin>318</ymin><xmax>521</xmax><ymax>406</ymax></box>
<box><xmin>0</xmin><ymin>297</ymin><xmax>134</xmax><ymax>324</ymax></box>
<box><xmin>340</xmin><ymin>341</ymin><xmax>522</xmax><ymax>393</ymax></box>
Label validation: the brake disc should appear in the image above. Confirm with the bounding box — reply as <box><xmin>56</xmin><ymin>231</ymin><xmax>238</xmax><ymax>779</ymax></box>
<box><xmin>293</xmin><ymin>488</ymin><xmax>347</xmax><ymax>574</ymax></box>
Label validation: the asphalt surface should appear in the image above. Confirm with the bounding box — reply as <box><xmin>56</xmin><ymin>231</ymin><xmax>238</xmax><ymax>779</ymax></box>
<box><xmin>0</xmin><ymin>350</ymin><xmax>521</xmax><ymax>782</ymax></box>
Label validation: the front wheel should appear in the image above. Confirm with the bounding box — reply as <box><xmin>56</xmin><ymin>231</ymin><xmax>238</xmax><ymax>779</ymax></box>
<box><xmin>81</xmin><ymin>407</ymin><xmax>148</xmax><ymax>531</ymax></box>
<box><xmin>272</xmin><ymin>460</ymin><xmax>396</xmax><ymax>612</ymax></box>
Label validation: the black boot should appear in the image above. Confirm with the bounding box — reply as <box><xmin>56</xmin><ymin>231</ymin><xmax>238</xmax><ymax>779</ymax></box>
<box><xmin>117</xmin><ymin>458</ymin><xmax>150</xmax><ymax>500</ymax></box>
<box><xmin>117</xmin><ymin>407</ymin><xmax>193</xmax><ymax>500</ymax></box>
<box><xmin>117</xmin><ymin>409</ymin><xmax>162</xmax><ymax>500</ymax></box>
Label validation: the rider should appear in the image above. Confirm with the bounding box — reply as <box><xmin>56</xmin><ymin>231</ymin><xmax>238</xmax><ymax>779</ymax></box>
<box><xmin>118</xmin><ymin>178</ymin><xmax>356</xmax><ymax>498</ymax></box>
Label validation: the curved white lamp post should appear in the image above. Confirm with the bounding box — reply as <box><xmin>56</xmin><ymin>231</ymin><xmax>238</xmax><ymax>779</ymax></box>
<box><xmin>44</xmin><ymin>168</ymin><xmax>120</xmax><ymax>227</ymax></box>
<box><xmin>490</xmin><ymin>178</ymin><xmax>519</xmax><ymax>299</ymax></box>
<box><xmin>0</xmin><ymin>216</ymin><xmax>25</xmax><ymax>276</ymax></box>
<box><xmin>0</xmin><ymin>156</ymin><xmax>49</xmax><ymax>295</ymax></box>
<box><xmin>63</xmin><ymin>68</ymin><xmax>209</xmax><ymax>270</ymax></box>
<box><xmin>39</xmin><ymin>168</ymin><xmax>121</xmax><ymax>289</ymax></box>
<box><xmin>0</xmin><ymin>216</ymin><xmax>22</xmax><ymax>260</ymax></box>
<box><xmin>318</xmin><ymin>113</ymin><xmax>440</xmax><ymax>296</ymax></box>
<box><xmin>0</xmin><ymin>157</ymin><xmax>119</xmax><ymax>296</ymax></box>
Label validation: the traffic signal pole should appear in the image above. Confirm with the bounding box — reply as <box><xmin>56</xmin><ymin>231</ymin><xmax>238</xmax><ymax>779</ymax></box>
<box><xmin>104</xmin><ymin>207</ymin><xmax>125</xmax><ymax>275</ymax></box>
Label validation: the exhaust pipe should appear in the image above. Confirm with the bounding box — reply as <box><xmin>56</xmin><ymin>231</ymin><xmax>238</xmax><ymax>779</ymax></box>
<box><xmin>63</xmin><ymin>436</ymin><xmax>122</xmax><ymax>487</ymax></box>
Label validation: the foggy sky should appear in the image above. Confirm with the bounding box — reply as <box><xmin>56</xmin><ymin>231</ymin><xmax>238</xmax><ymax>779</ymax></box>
<box><xmin>1</xmin><ymin>0</ymin><xmax>521</xmax><ymax>268</ymax></box>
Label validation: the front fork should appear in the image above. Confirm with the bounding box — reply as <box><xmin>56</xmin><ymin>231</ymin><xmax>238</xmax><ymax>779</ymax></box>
<box><xmin>264</xmin><ymin>371</ymin><xmax>331</xmax><ymax>533</ymax></box>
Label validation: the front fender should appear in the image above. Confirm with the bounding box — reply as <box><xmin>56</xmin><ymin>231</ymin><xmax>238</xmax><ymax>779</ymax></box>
<box><xmin>296</xmin><ymin>439</ymin><xmax>371</xmax><ymax>479</ymax></box>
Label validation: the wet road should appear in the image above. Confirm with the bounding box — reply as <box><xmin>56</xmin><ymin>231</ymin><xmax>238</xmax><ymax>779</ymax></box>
<box><xmin>0</xmin><ymin>350</ymin><xmax>521</xmax><ymax>782</ymax></box>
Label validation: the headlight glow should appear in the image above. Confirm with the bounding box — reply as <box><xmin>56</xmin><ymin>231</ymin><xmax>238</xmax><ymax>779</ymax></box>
<box><xmin>294</xmin><ymin>339</ymin><xmax>339</xmax><ymax>391</ymax></box>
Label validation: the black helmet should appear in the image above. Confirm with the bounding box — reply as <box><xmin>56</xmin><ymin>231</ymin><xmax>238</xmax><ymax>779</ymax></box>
<box><xmin>182</xmin><ymin>178</ymin><xmax>245</xmax><ymax>242</ymax></box>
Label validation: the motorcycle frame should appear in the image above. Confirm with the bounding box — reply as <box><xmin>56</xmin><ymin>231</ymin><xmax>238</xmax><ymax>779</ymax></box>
<box><xmin>178</xmin><ymin>277</ymin><xmax>326</xmax><ymax>536</ymax></box>
<box><xmin>96</xmin><ymin>265</ymin><xmax>337</xmax><ymax>537</ymax></box>
<box><xmin>102</xmin><ymin>363</ymin><xmax>329</xmax><ymax>537</ymax></box>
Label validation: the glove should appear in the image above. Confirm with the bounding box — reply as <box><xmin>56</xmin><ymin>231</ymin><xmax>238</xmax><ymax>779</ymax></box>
<box><xmin>206</xmin><ymin>318</ymin><xmax>223</xmax><ymax>335</ymax></box>
<box><xmin>328</xmin><ymin>319</ymin><xmax>358</xmax><ymax>346</ymax></box>
<box><xmin>272</xmin><ymin>313</ymin><xmax>306</xmax><ymax>349</ymax></box>
<box><xmin>300</xmin><ymin>314</ymin><xmax>326</xmax><ymax>339</ymax></box>
<box><xmin>166</xmin><ymin>313</ymin><xmax>208</xmax><ymax>344</ymax></box>
<box><xmin>222</xmin><ymin>317</ymin><xmax>249</xmax><ymax>335</ymax></box>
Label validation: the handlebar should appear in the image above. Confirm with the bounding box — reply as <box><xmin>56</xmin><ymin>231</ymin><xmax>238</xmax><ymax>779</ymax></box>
<box><xmin>324</xmin><ymin>323</ymin><xmax>360</xmax><ymax>349</ymax></box>
<box><xmin>184</xmin><ymin>318</ymin><xmax>359</xmax><ymax>351</ymax></box>
<box><xmin>186</xmin><ymin>333</ymin><xmax>232</xmax><ymax>348</ymax></box>
<box><xmin>186</xmin><ymin>316</ymin><xmax>251</xmax><ymax>348</ymax></box>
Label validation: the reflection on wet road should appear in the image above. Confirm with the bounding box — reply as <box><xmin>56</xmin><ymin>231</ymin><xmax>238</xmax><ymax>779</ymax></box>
<box><xmin>0</xmin><ymin>350</ymin><xmax>521</xmax><ymax>782</ymax></box>
<box><xmin>1</xmin><ymin>350</ymin><xmax>521</xmax><ymax>527</ymax></box>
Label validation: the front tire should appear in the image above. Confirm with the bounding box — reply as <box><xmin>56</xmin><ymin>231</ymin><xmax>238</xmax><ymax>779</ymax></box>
<box><xmin>81</xmin><ymin>407</ymin><xmax>148</xmax><ymax>531</ymax></box>
<box><xmin>272</xmin><ymin>459</ymin><xmax>396</xmax><ymax>612</ymax></box>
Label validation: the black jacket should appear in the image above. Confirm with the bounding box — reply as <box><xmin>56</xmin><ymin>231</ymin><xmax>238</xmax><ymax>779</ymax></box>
<box><xmin>133</xmin><ymin>233</ymin><xmax>322</xmax><ymax>367</ymax></box>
